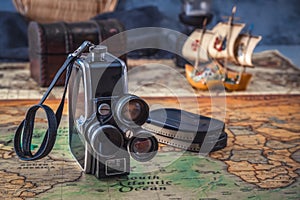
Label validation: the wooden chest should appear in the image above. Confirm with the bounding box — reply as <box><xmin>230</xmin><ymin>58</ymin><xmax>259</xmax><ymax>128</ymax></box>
<box><xmin>28</xmin><ymin>19</ymin><xmax>126</xmax><ymax>87</ymax></box>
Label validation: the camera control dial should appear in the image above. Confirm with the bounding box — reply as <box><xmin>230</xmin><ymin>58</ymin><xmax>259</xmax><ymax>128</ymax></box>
<box><xmin>98</xmin><ymin>103</ymin><xmax>111</xmax><ymax>116</ymax></box>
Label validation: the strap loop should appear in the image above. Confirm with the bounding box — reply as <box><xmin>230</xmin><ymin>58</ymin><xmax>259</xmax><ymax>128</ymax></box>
<box><xmin>14</xmin><ymin>41</ymin><xmax>93</xmax><ymax>161</ymax></box>
<box><xmin>14</xmin><ymin>105</ymin><xmax>57</xmax><ymax>160</ymax></box>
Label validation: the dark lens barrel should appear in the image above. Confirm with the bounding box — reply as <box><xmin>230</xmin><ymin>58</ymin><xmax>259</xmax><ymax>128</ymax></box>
<box><xmin>128</xmin><ymin>130</ymin><xmax>158</xmax><ymax>162</ymax></box>
<box><xmin>88</xmin><ymin>125</ymin><xmax>124</xmax><ymax>157</ymax></box>
<box><xmin>115</xmin><ymin>95</ymin><xmax>149</xmax><ymax>126</ymax></box>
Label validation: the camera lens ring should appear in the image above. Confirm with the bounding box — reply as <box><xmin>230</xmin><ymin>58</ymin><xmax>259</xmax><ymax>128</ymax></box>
<box><xmin>89</xmin><ymin>124</ymin><xmax>124</xmax><ymax>158</ymax></box>
<box><xmin>127</xmin><ymin>130</ymin><xmax>158</xmax><ymax>162</ymax></box>
<box><xmin>115</xmin><ymin>94</ymin><xmax>149</xmax><ymax>127</ymax></box>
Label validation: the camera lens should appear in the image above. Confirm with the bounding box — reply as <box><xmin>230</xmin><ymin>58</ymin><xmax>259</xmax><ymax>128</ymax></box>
<box><xmin>132</xmin><ymin>138</ymin><xmax>152</xmax><ymax>153</ymax></box>
<box><xmin>122</xmin><ymin>100</ymin><xmax>142</xmax><ymax>121</ymax></box>
<box><xmin>115</xmin><ymin>95</ymin><xmax>149</xmax><ymax>126</ymax></box>
<box><xmin>88</xmin><ymin>125</ymin><xmax>124</xmax><ymax>157</ymax></box>
<box><xmin>128</xmin><ymin>130</ymin><xmax>158</xmax><ymax>162</ymax></box>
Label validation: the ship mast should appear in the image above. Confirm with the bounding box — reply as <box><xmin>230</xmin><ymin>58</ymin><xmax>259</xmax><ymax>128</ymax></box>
<box><xmin>223</xmin><ymin>6</ymin><xmax>237</xmax><ymax>75</ymax></box>
<box><xmin>182</xmin><ymin>6</ymin><xmax>262</xmax><ymax>91</ymax></box>
<box><xmin>194</xmin><ymin>17</ymin><xmax>208</xmax><ymax>71</ymax></box>
<box><xmin>237</xmin><ymin>27</ymin><xmax>252</xmax><ymax>83</ymax></box>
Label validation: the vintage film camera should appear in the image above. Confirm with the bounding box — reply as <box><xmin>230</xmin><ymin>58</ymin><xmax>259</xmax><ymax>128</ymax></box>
<box><xmin>14</xmin><ymin>41</ymin><xmax>227</xmax><ymax>180</ymax></box>
<box><xmin>68</xmin><ymin>45</ymin><xmax>158</xmax><ymax>179</ymax></box>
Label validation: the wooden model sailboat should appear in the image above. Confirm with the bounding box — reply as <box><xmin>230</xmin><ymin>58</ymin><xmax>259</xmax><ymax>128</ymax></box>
<box><xmin>182</xmin><ymin>6</ymin><xmax>262</xmax><ymax>91</ymax></box>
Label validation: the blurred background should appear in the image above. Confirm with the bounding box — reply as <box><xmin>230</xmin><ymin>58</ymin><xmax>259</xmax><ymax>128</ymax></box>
<box><xmin>0</xmin><ymin>0</ymin><xmax>299</xmax><ymax>67</ymax></box>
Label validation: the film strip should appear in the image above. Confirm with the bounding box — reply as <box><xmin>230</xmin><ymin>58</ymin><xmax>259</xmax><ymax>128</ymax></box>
<box><xmin>143</xmin><ymin>123</ymin><xmax>227</xmax><ymax>152</ymax></box>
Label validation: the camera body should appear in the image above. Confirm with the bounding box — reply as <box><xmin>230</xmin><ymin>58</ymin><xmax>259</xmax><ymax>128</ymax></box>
<box><xmin>68</xmin><ymin>45</ymin><xmax>158</xmax><ymax>179</ymax></box>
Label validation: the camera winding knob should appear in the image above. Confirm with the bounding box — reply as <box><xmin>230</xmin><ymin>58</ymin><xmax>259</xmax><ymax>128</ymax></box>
<box><xmin>89</xmin><ymin>45</ymin><xmax>107</xmax><ymax>62</ymax></box>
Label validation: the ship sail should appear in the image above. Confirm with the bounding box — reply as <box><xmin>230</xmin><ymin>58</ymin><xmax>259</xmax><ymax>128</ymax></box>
<box><xmin>182</xmin><ymin>5</ymin><xmax>262</xmax><ymax>91</ymax></box>
<box><xmin>182</xmin><ymin>29</ymin><xmax>215</xmax><ymax>62</ymax></box>
<box><xmin>234</xmin><ymin>34</ymin><xmax>262</xmax><ymax>66</ymax></box>
<box><xmin>207</xmin><ymin>22</ymin><xmax>245</xmax><ymax>62</ymax></box>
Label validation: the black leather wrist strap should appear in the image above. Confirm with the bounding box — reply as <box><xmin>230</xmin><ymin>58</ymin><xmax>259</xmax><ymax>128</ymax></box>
<box><xmin>14</xmin><ymin>41</ymin><xmax>93</xmax><ymax>161</ymax></box>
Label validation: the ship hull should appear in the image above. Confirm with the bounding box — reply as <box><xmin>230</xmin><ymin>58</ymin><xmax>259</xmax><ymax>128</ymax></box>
<box><xmin>185</xmin><ymin>64</ymin><xmax>222</xmax><ymax>90</ymax></box>
<box><xmin>182</xmin><ymin>6</ymin><xmax>261</xmax><ymax>92</ymax></box>
<box><xmin>185</xmin><ymin>63</ymin><xmax>252</xmax><ymax>91</ymax></box>
<box><xmin>224</xmin><ymin>69</ymin><xmax>252</xmax><ymax>91</ymax></box>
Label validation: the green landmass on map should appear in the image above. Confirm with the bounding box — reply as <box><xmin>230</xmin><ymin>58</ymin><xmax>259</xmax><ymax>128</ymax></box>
<box><xmin>0</xmin><ymin>96</ymin><xmax>300</xmax><ymax>199</ymax></box>
<box><xmin>0</xmin><ymin>126</ymin><xmax>299</xmax><ymax>200</ymax></box>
